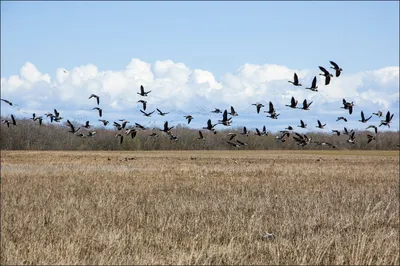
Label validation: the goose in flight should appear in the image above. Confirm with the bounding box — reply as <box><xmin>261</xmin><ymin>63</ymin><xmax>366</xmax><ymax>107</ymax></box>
<box><xmin>66</xmin><ymin>120</ymin><xmax>80</xmax><ymax>134</ymax></box>
<box><xmin>160</xmin><ymin>121</ymin><xmax>174</xmax><ymax>134</ymax></box>
<box><xmin>316</xmin><ymin>120</ymin><xmax>326</xmax><ymax>129</ymax></box>
<box><xmin>336</xmin><ymin>117</ymin><xmax>347</xmax><ymax>122</ymax></box>
<box><xmin>203</xmin><ymin>119</ymin><xmax>217</xmax><ymax>134</ymax></box>
<box><xmin>329</xmin><ymin>61</ymin><xmax>343</xmax><ymax>77</ymax></box>
<box><xmin>140</xmin><ymin>110</ymin><xmax>155</xmax><ymax>117</ymax></box>
<box><xmin>359</xmin><ymin>111</ymin><xmax>372</xmax><ymax>123</ymax></box>
<box><xmin>137</xmin><ymin>85</ymin><xmax>151</xmax><ymax>96</ymax></box>
<box><xmin>367</xmin><ymin>134</ymin><xmax>376</xmax><ymax>144</ymax></box>
<box><xmin>264</xmin><ymin>101</ymin><xmax>276</xmax><ymax>115</ymax></box>
<box><xmin>319</xmin><ymin>66</ymin><xmax>333</xmax><ymax>85</ymax></box>
<box><xmin>366</xmin><ymin>125</ymin><xmax>378</xmax><ymax>134</ymax></box>
<box><xmin>262</xmin><ymin>126</ymin><xmax>269</xmax><ymax>136</ymax></box>
<box><xmin>227</xmin><ymin>141</ymin><xmax>240</xmax><ymax>147</ymax></box>
<box><xmin>93</xmin><ymin>107</ymin><xmax>102</xmax><ymax>117</ymax></box>
<box><xmin>379</xmin><ymin>111</ymin><xmax>394</xmax><ymax>128</ymax></box>
<box><xmin>331</xmin><ymin>130</ymin><xmax>341</xmax><ymax>136</ymax></box>
<box><xmin>305</xmin><ymin>76</ymin><xmax>318</xmax><ymax>92</ymax></box>
<box><xmin>198</xmin><ymin>130</ymin><xmax>205</xmax><ymax>140</ymax></box>
<box><xmin>285</xmin><ymin>97</ymin><xmax>298</xmax><ymax>109</ymax></box>
<box><xmin>1</xmin><ymin>99</ymin><xmax>13</xmax><ymax>106</ymax></box>
<box><xmin>125</xmin><ymin>128</ymin><xmax>137</xmax><ymax>139</ymax></box>
<box><xmin>2</xmin><ymin>114</ymin><xmax>17</xmax><ymax>127</ymax></box>
<box><xmin>343</xmin><ymin>127</ymin><xmax>354</xmax><ymax>136</ymax></box>
<box><xmin>240</xmin><ymin>126</ymin><xmax>250</xmax><ymax>136</ymax></box>
<box><xmin>184</xmin><ymin>115</ymin><xmax>193</xmax><ymax>124</ymax></box>
<box><xmin>315</xmin><ymin>141</ymin><xmax>336</xmax><ymax>148</ymax></box>
<box><xmin>137</xmin><ymin>100</ymin><xmax>147</xmax><ymax>111</ymax></box>
<box><xmin>267</xmin><ymin>112</ymin><xmax>280</xmax><ymax>119</ymax></box>
<box><xmin>298</xmin><ymin>119</ymin><xmax>307</xmax><ymax>129</ymax></box>
<box><xmin>135</xmin><ymin>123</ymin><xmax>146</xmax><ymax>130</ymax></box>
<box><xmin>211</xmin><ymin>108</ymin><xmax>222</xmax><ymax>114</ymax></box>
<box><xmin>229</xmin><ymin>106</ymin><xmax>238</xmax><ymax>116</ymax></box>
<box><xmin>99</xmin><ymin>119</ymin><xmax>109</xmax><ymax>126</ymax></box>
<box><xmin>341</xmin><ymin>99</ymin><xmax>354</xmax><ymax>115</ymax></box>
<box><xmin>88</xmin><ymin>94</ymin><xmax>100</xmax><ymax>105</ymax></box>
<box><xmin>82</xmin><ymin>121</ymin><xmax>91</xmax><ymax>129</ymax></box>
<box><xmin>115</xmin><ymin>134</ymin><xmax>124</xmax><ymax>145</ymax></box>
<box><xmin>300</xmin><ymin>99</ymin><xmax>313</xmax><ymax>110</ymax></box>
<box><xmin>156</xmin><ymin>108</ymin><xmax>169</xmax><ymax>116</ymax></box>
<box><xmin>218</xmin><ymin>110</ymin><xmax>232</xmax><ymax>126</ymax></box>
<box><xmin>227</xmin><ymin>133</ymin><xmax>237</xmax><ymax>141</ymax></box>
<box><xmin>347</xmin><ymin>131</ymin><xmax>356</xmax><ymax>144</ymax></box>
<box><xmin>252</xmin><ymin>103</ymin><xmax>265</xmax><ymax>114</ymax></box>
<box><xmin>288</xmin><ymin>73</ymin><xmax>302</xmax><ymax>86</ymax></box>
<box><xmin>372</xmin><ymin>111</ymin><xmax>383</xmax><ymax>118</ymax></box>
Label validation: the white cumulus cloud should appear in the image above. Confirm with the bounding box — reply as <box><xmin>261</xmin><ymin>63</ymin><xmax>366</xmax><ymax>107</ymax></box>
<box><xmin>1</xmin><ymin>58</ymin><xmax>399</xmax><ymax>132</ymax></box>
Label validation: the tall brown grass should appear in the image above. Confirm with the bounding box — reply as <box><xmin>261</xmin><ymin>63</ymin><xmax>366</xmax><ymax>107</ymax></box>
<box><xmin>1</xmin><ymin>150</ymin><xmax>399</xmax><ymax>265</ymax></box>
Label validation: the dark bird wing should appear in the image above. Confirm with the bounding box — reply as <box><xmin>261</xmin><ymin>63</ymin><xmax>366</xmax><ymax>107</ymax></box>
<box><xmin>325</xmin><ymin>75</ymin><xmax>331</xmax><ymax>85</ymax></box>
<box><xmin>11</xmin><ymin>114</ymin><xmax>16</xmax><ymax>125</ymax></box>
<box><xmin>199</xmin><ymin>131</ymin><xmax>203</xmax><ymax>139</ymax></box>
<box><xmin>223</xmin><ymin>110</ymin><xmax>228</xmax><ymax>121</ymax></box>
<box><xmin>329</xmin><ymin>61</ymin><xmax>339</xmax><ymax>69</ymax></box>
<box><xmin>319</xmin><ymin>66</ymin><xmax>329</xmax><ymax>75</ymax></box>
<box><xmin>312</xmin><ymin>76</ymin><xmax>317</xmax><ymax>88</ymax></box>
<box><xmin>99</xmin><ymin>108</ymin><xmax>102</xmax><ymax>117</ymax></box>
<box><xmin>361</xmin><ymin>111</ymin><xmax>365</xmax><ymax>121</ymax></box>
<box><xmin>140</xmin><ymin>85</ymin><xmax>144</xmax><ymax>94</ymax></box>
<box><xmin>349</xmin><ymin>105</ymin><xmax>353</xmax><ymax>115</ymax></box>
<box><xmin>294</xmin><ymin>73</ymin><xmax>299</xmax><ymax>84</ymax></box>
<box><xmin>269</xmin><ymin>101</ymin><xmax>274</xmax><ymax>113</ymax></box>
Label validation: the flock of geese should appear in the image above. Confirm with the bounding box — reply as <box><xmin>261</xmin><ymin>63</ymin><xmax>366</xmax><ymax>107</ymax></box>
<box><xmin>1</xmin><ymin>61</ymin><xmax>398</xmax><ymax>149</ymax></box>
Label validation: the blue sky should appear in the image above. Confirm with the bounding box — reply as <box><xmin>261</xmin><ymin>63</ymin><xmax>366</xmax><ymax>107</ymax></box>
<box><xmin>1</xmin><ymin>1</ymin><xmax>399</xmax><ymax>135</ymax></box>
<box><xmin>2</xmin><ymin>1</ymin><xmax>399</xmax><ymax>78</ymax></box>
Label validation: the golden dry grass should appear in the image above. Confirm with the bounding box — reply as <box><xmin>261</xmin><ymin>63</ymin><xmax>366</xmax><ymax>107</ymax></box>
<box><xmin>1</xmin><ymin>150</ymin><xmax>399</xmax><ymax>265</ymax></box>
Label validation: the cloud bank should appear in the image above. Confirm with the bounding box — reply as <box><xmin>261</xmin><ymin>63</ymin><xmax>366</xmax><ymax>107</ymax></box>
<box><xmin>1</xmin><ymin>59</ymin><xmax>399</xmax><ymax>132</ymax></box>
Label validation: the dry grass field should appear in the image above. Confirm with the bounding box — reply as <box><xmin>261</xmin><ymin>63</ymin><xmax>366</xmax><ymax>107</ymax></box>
<box><xmin>1</xmin><ymin>150</ymin><xmax>399</xmax><ymax>265</ymax></box>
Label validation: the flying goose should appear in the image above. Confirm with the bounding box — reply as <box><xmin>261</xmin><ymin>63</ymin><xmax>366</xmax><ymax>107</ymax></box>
<box><xmin>372</xmin><ymin>111</ymin><xmax>383</xmax><ymax>118</ymax></box>
<box><xmin>319</xmin><ymin>66</ymin><xmax>333</xmax><ymax>85</ymax></box>
<box><xmin>343</xmin><ymin>127</ymin><xmax>354</xmax><ymax>136</ymax></box>
<box><xmin>285</xmin><ymin>97</ymin><xmax>298</xmax><ymax>109</ymax></box>
<box><xmin>99</xmin><ymin>119</ymin><xmax>109</xmax><ymax>126</ymax></box>
<box><xmin>115</xmin><ymin>134</ymin><xmax>124</xmax><ymax>145</ymax></box>
<box><xmin>135</xmin><ymin>123</ymin><xmax>146</xmax><ymax>130</ymax></box>
<box><xmin>140</xmin><ymin>110</ymin><xmax>155</xmax><ymax>117</ymax></box>
<box><xmin>366</xmin><ymin>125</ymin><xmax>378</xmax><ymax>134</ymax></box>
<box><xmin>125</xmin><ymin>128</ymin><xmax>137</xmax><ymax>139</ymax></box>
<box><xmin>267</xmin><ymin>112</ymin><xmax>280</xmax><ymax>119</ymax></box>
<box><xmin>300</xmin><ymin>99</ymin><xmax>313</xmax><ymax>110</ymax></box>
<box><xmin>156</xmin><ymin>108</ymin><xmax>169</xmax><ymax>116</ymax></box>
<box><xmin>0</xmin><ymin>99</ymin><xmax>13</xmax><ymax>106</ymax></box>
<box><xmin>315</xmin><ymin>141</ymin><xmax>336</xmax><ymax>148</ymax></box>
<box><xmin>264</xmin><ymin>101</ymin><xmax>276</xmax><ymax>115</ymax></box>
<box><xmin>254</xmin><ymin>128</ymin><xmax>262</xmax><ymax>136</ymax></box>
<box><xmin>88</xmin><ymin>94</ymin><xmax>100</xmax><ymax>105</ymax></box>
<box><xmin>227</xmin><ymin>133</ymin><xmax>237</xmax><ymax>141</ymax></box>
<box><xmin>227</xmin><ymin>141</ymin><xmax>240</xmax><ymax>147</ymax></box>
<box><xmin>331</xmin><ymin>130</ymin><xmax>341</xmax><ymax>136</ymax></box>
<box><xmin>137</xmin><ymin>100</ymin><xmax>147</xmax><ymax>111</ymax></box>
<box><xmin>329</xmin><ymin>61</ymin><xmax>343</xmax><ymax>77</ymax></box>
<box><xmin>83</xmin><ymin>121</ymin><xmax>91</xmax><ymax>129</ymax></box>
<box><xmin>93</xmin><ymin>107</ymin><xmax>102</xmax><ymax>117</ymax></box>
<box><xmin>218</xmin><ymin>110</ymin><xmax>232</xmax><ymax>126</ymax></box>
<box><xmin>66</xmin><ymin>120</ymin><xmax>80</xmax><ymax>134</ymax></box>
<box><xmin>341</xmin><ymin>99</ymin><xmax>354</xmax><ymax>115</ymax></box>
<box><xmin>211</xmin><ymin>108</ymin><xmax>222</xmax><ymax>114</ymax></box>
<box><xmin>137</xmin><ymin>85</ymin><xmax>151</xmax><ymax>96</ymax></box>
<box><xmin>184</xmin><ymin>115</ymin><xmax>193</xmax><ymax>124</ymax></box>
<box><xmin>288</xmin><ymin>73</ymin><xmax>302</xmax><ymax>86</ymax></box>
<box><xmin>236</xmin><ymin>140</ymin><xmax>248</xmax><ymax>146</ymax></box>
<box><xmin>160</xmin><ymin>121</ymin><xmax>174</xmax><ymax>134</ymax></box>
<box><xmin>347</xmin><ymin>131</ymin><xmax>356</xmax><ymax>144</ymax></box>
<box><xmin>316</xmin><ymin>120</ymin><xmax>326</xmax><ymax>129</ymax></box>
<box><xmin>336</xmin><ymin>117</ymin><xmax>347</xmax><ymax>122</ymax></box>
<box><xmin>252</xmin><ymin>103</ymin><xmax>265</xmax><ymax>114</ymax></box>
<box><xmin>240</xmin><ymin>126</ymin><xmax>250</xmax><ymax>136</ymax></box>
<box><xmin>298</xmin><ymin>119</ymin><xmax>307</xmax><ymax>129</ymax></box>
<box><xmin>203</xmin><ymin>119</ymin><xmax>217</xmax><ymax>134</ymax></box>
<box><xmin>262</xmin><ymin>125</ymin><xmax>269</xmax><ymax>136</ymax></box>
<box><xmin>229</xmin><ymin>106</ymin><xmax>238</xmax><ymax>116</ymax></box>
<box><xmin>379</xmin><ymin>111</ymin><xmax>394</xmax><ymax>128</ymax></box>
<box><xmin>367</xmin><ymin>134</ymin><xmax>376</xmax><ymax>144</ymax></box>
<box><xmin>359</xmin><ymin>111</ymin><xmax>372</xmax><ymax>123</ymax></box>
<box><xmin>305</xmin><ymin>76</ymin><xmax>318</xmax><ymax>91</ymax></box>
<box><xmin>198</xmin><ymin>130</ymin><xmax>205</xmax><ymax>140</ymax></box>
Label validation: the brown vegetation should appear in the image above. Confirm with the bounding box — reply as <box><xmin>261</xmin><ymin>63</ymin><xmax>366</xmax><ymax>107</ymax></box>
<box><xmin>1</xmin><ymin>150</ymin><xmax>399</xmax><ymax>264</ymax></box>
<box><xmin>1</xmin><ymin>117</ymin><xmax>399</xmax><ymax>150</ymax></box>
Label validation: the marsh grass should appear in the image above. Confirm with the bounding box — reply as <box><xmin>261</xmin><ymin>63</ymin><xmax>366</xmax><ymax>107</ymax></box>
<box><xmin>1</xmin><ymin>150</ymin><xmax>399</xmax><ymax>265</ymax></box>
